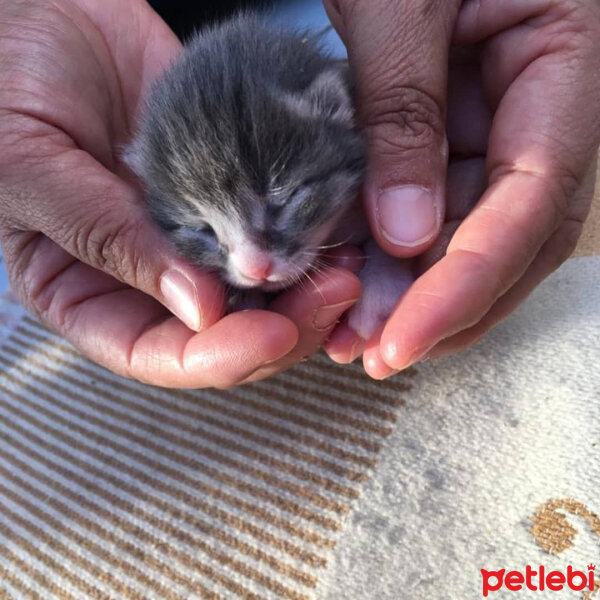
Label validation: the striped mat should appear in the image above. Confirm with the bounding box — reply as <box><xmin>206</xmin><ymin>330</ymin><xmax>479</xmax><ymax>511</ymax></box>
<box><xmin>0</xmin><ymin>311</ymin><xmax>415</xmax><ymax>600</ymax></box>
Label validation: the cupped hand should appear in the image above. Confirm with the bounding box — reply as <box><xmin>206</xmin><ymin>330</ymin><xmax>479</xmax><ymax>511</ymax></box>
<box><xmin>0</xmin><ymin>0</ymin><xmax>360</xmax><ymax>388</ymax></box>
<box><xmin>324</xmin><ymin>0</ymin><xmax>600</xmax><ymax>377</ymax></box>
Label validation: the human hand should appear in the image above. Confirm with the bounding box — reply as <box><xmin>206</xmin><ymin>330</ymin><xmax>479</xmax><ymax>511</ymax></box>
<box><xmin>0</xmin><ymin>0</ymin><xmax>360</xmax><ymax>388</ymax></box>
<box><xmin>323</xmin><ymin>0</ymin><xmax>600</xmax><ymax>377</ymax></box>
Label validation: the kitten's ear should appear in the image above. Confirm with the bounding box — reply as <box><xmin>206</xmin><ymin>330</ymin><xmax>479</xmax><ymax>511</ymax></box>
<box><xmin>285</xmin><ymin>66</ymin><xmax>356</xmax><ymax>126</ymax></box>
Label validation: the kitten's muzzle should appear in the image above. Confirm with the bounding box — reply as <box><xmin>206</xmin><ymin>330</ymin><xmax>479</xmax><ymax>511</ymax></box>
<box><xmin>226</xmin><ymin>248</ymin><xmax>311</xmax><ymax>292</ymax></box>
<box><xmin>229</xmin><ymin>249</ymin><xmax>272</xmax><ymax>283</ymax></box>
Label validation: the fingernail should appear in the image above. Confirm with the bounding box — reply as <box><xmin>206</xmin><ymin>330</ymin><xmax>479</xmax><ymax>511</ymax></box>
<box><xmin>383</xmin><ymin>340</ymin><xmax>434</xmax><ymax>371</ymax></box>
<box><xmin>160</xmin><ymin>270</ymin><xmax>202</xmax><ymax>331</ymax></box>
<box><xmin>313</xmin><ymin>299</ymin><xmax>357</xmax><ymax>331</ymax></box>
<box><xmin>376</xmin><ymin>186</ymin><xmax>439</xmax><ymax>246</ymax></box>
<box><xmin>364</xmin><ymin>354</ymin><xmax>397</xmax><ymax>380</ymax></box>
<box><xmin>348</xmin><ymin>338</ymin><xmax>366</xmax><ymax>363</ymax></box>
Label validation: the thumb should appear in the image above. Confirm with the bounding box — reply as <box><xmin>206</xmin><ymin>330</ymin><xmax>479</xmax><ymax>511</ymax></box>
<box><xmin>325</xmin><ymin>0</ymin><xmax>460</xmax><ymax>257</ymax></box>
<box><xmin>2</xmin><ymin>142</ymin><xmax>225</xmax><ymax>333</ymax></box>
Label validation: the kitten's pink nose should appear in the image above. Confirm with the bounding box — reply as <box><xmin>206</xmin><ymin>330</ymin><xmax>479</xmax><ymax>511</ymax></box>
<box><xmin>234</xmin><ymin>252</ymin><xmax>272</xmax><ymax>281</ymax></box>
<box><xmin>243</xmin><ymin>259</ymin><xmax>272</xmax><ymax>281</ymax></box>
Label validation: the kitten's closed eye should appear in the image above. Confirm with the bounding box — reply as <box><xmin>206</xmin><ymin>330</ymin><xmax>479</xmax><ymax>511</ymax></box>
<box><xmin>182</xmin><ymin>223</ymin><xmax>215</xmax><ymax>236</ymax></box>
<box><xmin>197</xmin><ymin>223</ymin><xmax>217</xmax><ymax>237</ymax></box>
<box><xmin>269</xmin><ymin>189</ymin><xmax>292</xmax><ymax>207</ymax></box>
<box><xmin>271</xmin><ymin>186</ymin><xmax>312</xmax><ymax>211</ymax></box>
<box><xmin>171</xmin><ymin>223</ymin><xmax>219</xmax><ymax>248</ymax></box>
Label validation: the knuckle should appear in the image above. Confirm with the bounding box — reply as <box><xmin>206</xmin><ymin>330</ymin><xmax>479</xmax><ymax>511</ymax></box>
<box><xmin>542</xmin><ymin>163</ymin><xmax>584</xmax><ymax>229</ymax></box>
<box><xmin>464</xmin><ymin>248</ymin><xmax>512</xmax><ymax>299</ymax></box>
<box><xmin>543</xmin><ymin>174</ymin><xmax>575</xmax><ymax>231</ymax></box>
<box><xmin>546</xmin><ymin>219</ymin><xmax>583</xmax><ymax>268</ymax></box>
<box><xmin>547</xmin><ymin>0</ymin><xmax>600</xmax><ymax>49</ymax></box>
<box><xmin>554</xmin><ymin>163</ymin><xmax>583</xmax><ymax>202</ymax></box>
<box><xmin>73</xmin><ymin>203</ymin><xmax>144</xmax><ymax>287</ymax></box>
<box><xmin>489</xmin><ymin>160</ymin><xmax>577</xmax><ymax>232</ymax></box>
<box><xmin>363</xmin><ymin>84</ymin><xmax>445</xmax><ymax>155</ymax></box>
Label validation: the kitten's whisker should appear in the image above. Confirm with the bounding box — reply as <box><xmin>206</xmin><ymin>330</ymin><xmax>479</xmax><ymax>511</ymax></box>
<box><xmin>296</xmin><ymin>277</ymin><xmax>308</xmax><ymax>294</ymax></box>
<box><xmin>314</xmin><ymin>254</ymin><xmax>373</xmax><ymax>260</ymax></box>
<box><xmin>314</xmin><ymin>235</ymin><xmax>354</xmax><ymax>250</ymax></box>
<box><xmin>303</xmin><ymin>270</ymin><xmax>327</xmax><ymax>302</ymax></box>
<box><xmin>311</xmin><ymin>267</ymin><xmax>335</xmax><ymax>286</ymax></box>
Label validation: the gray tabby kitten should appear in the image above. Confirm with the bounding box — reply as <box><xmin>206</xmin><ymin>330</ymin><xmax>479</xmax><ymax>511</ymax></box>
<box><xmin>125</xmin><ymin>13</ymin><xmax>412</xmax><ymax>340</ymax></box>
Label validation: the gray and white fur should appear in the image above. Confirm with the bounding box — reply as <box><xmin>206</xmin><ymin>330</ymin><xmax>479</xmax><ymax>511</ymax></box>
<box><xmin>125</xmin><ymin>13</ymin><xmax>412</xmax><ymax>340</ymax></box>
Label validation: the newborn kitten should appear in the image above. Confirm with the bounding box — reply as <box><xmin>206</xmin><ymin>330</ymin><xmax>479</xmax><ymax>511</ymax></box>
<box><xmin>125</xmin><ymin>12</ymin><xmax>413</xmax><ymax>340</ymax></box>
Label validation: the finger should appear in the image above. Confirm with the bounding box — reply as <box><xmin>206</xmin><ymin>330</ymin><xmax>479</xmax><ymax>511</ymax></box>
<box><xmin>456</xmin><ymin>1</ymin><xmax>600</xmax><ymax>117</ymax></box>
<box><xmin>0</xmin><ymin>142</ymin><xmax>225</xmax><ymax>332</ymax></box>
<box><xmin>380</xmin><ymin>174</ymin><xmax>578</xmax><ymax>370</ymax></box>
<box><xmin>268</xmin><ymin>250</ymin><xmax>364</xmax><ymax>370</ymax></box>
<box><xmin>382</xmin><ymin>157</ymin><xmax>597</xmax><ymax>370</ymax></box>
<box><xmin>362</xmin><ymin>325</ymin><xmax>396</xmax><ymax>380</ymax></box>
<box><xmin>380</xmin><ymin>6</ymin><xmax>600</xmax><ymax>370</ymax></box>
<box><xmin>2</xmin><ymin>228</ymin><xmax>225</xmax><ymax>359</ymax></box>
<box><xmin>323</xmin><ymin>318</ymin><xmax>366</xmax><ymax>364</ymax></box>
<box><xmin>414</xmin><ymin>220</ymin><xmax>461</xmax><ymax>276</ymax></box>
<box><xmin>136</xmin><ymin>311</ymin><xmax>298</xmax><ymax>389</ymax></box>
<box><xmin>423</xmin><ymin>156</ymin><xmax>598</xmax><ymax>361</ymax></box>
<box><xmin>423</xmin><ymin>217</ymin><xmax>585</xmax><ymax>362</ymax></box>
<box><xmin>238</xmin><ymin>268</ymin><xmax>361</xmax><ymax>383</ymax></box>
<box><xmin>2</xmin><ymin>232</ymin><xmax>298</xmax><ymax>388</ymax></box>
<box><xmin>319</xmin><ymin>247</ymin><xmax>369</xmax><ymax>364</ymax></box>
<box><xmin>454</xmin><ymin>0</ymin><xmax>598</xmax><ymax>47</ymax></box>
<box><xmin>415</xmin><ymin>157</ymin><xmax>486</xmax><ymax>274</ymax></box>
<box><xmin>324</xmin><ymin>0</ymin><xmax>462</xmax><ymax>256</ymax></box>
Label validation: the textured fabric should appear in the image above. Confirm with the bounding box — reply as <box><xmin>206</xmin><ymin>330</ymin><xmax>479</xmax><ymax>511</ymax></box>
<box><xmin>0</xmin><ymin>308</ymin><xmax>413</xmax><ymax>600</ymax></box>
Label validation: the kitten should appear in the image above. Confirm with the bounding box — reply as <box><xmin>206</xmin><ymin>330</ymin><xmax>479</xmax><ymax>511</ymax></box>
<box><xmin>125</xmin><ymin>12</ymin><xmax>413</xmax><ymax>340</ymax></box>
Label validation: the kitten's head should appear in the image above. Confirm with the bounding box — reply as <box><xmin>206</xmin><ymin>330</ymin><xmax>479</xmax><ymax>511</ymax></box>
<box><xmin>126</xmin><ymin>57</ymin><xmax>366</xmax><ymax>291</ymax></box>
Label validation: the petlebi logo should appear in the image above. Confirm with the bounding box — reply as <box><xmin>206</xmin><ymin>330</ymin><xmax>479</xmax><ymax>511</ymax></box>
<box><xmin>480</xmin><ymin>563</ymin><xmax>596</xmax><ymax>597</ymax></box>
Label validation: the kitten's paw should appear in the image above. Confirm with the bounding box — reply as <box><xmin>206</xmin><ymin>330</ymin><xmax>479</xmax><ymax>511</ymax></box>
<box><xmin>347</xmin><ymin>241</ymin><xmax>414</xmax><ymax>341</ymax></box>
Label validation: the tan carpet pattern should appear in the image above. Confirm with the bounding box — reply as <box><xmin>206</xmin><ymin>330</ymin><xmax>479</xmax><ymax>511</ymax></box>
<box><xmin>0</xmin><ymin>315</ymin><xmax>414</xmax><ymax>600</ymax></box>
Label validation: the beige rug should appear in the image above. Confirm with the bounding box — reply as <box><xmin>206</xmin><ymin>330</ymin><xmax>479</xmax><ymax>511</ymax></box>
<box><xmin>0</xmin><ymin>308</ymin><xmax>417</xmax><ymax>600</ymax></box>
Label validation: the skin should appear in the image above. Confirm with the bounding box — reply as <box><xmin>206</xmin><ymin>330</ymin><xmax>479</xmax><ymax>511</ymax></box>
<box><xmin>0</xmin><ymin>0</ymin><xmax>360</xmax><ymax>388</ymax></box>
<box><xmin>323</xmin><ymin>0</ymin><xmax>600</xmax><ymax>378</ymax></box>
<box><xmin>1</xmin><ymin>0</ymin><xmax>599</xmax><ymax>385</ymax></box>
